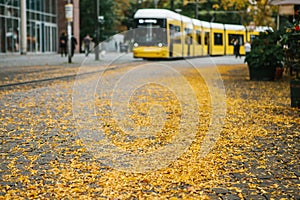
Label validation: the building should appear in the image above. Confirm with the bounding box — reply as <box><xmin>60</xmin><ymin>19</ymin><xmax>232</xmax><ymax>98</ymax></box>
<box><xmin>269</xmin><ymin>0</ymin><xmax>300</xmax><ymax>5</ymax></box>
<box><xmin>0</xmin><ymin>0</ymin><xmax>79</xmax><ymax>54</ymax></box>
<box><xmin>269</xmin><ymin>0</ymin><xmax>300</xmax><ymax>29</ymax></box>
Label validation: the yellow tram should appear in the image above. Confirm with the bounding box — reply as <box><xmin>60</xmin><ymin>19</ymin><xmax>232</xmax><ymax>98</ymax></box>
<box><xmin>132</xmin><ymin>9</ymin><xmax>270</xmax><ymax>59</ymax></box>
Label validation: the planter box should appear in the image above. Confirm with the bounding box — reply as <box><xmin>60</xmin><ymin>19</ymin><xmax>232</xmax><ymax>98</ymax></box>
<box><xmin>290</xmin><ymin>79</ymin><xmax>300</xmax><ymax>108</ymax></box>
<box><xmin>248</xmin><ymin>66</ymin><xmax>275</xmax><ymax>81</ymax></box>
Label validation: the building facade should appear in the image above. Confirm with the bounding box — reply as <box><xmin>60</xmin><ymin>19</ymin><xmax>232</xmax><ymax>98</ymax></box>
<box><xmin>0</xmin><ymin>0</ymin><xmax>79</xmax><ymax>54</ymax></box>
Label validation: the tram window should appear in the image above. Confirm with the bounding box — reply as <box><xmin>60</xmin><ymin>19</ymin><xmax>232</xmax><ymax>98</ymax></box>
<box><xmin>196</xmin><ymin>30</ymin><xmax>201</xmax><ymax>45</ymax></box>
<box><xmin>214</xmin><ymin>33</ymin><xmax>223</xmax><ymax>45</ymax></box>
<box><xmin>228</xmin><ymin>34</ymin><xmax>244</xmax><ymax>45</ymax></box>
<box><xmin>185</xmin><ymin>28</ymin><xmax>193</xmax><ymax>44</ymax></box>
<box><xmin>169</xmin><ymin>24</ymin><xmax>181</xmax><ymax>44</ymax></box>
<box><xmin>134</xmin><ymin>26</ymin><xmax>167</xmax><ymax>46</ymax></box>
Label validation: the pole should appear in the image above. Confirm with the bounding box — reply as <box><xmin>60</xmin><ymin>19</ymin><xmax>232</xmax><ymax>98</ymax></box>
<box><xmin>20</xmin><ymin>0</ymin><xmax>27</xmax><ymax>55</ymax></box>
<box><xmin>67</xmin><ymin>0</ymin><xmax>72</xmax><ymax>63</ymax></box>
<box><xmin>170</xmin><ymin>0</ymin><xmax>174</xmax><ymax>11</ymax></box>
<box><xmin>195</xmin><ymin>0</ymin><xmax>198</xmax><ymax>19</ymax></box>
<box><xmin>68</xmin><ymin>22</ymin><xmax>72</xmax><ymax>63</ymax></box>
<box><xmin>277</xmin><ymin>14</ymin><xmax>280</xmax><ymax>30</ymax></box>
<box><xmin>94</xmin><ymin>0</ymin><xmax>99</xmax><ymax>61</ymax></box>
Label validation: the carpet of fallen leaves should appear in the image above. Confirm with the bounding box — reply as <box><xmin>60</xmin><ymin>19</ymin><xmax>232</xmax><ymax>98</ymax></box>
<box><xmin>0</xmin><ymin>63</ymin><xmax>299</xmax><ymax>199</ymax></box>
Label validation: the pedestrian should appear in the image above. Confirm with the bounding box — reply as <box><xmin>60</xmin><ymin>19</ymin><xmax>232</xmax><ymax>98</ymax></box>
<box><xmin>244</xmin><ymin>41</ymin><xmax>251</xmax><ymax>57</ymax></box>
<box><xmin>233</xmin><ymin>39</ymin><xmax>241</xmax><ymax>59</ymax></box>
<box><xmin>59</xmin><ymin>32</ymin><xmax>67</xmax><ymax>57</ymax></box>
<box><xmin>83</xmin><ymin>34</ymin><xmax>92</xmax><ymax>57</ymax></box>
<box><xmin>115</xmin><ymin>41</ymin><xmax>118</xmax><ymax>52</ymax></box>
<box><xmin>119</xmin><ymin>41</ymin><xmax>123</xmax><ymax>52</ymax></box>
<box><xmin>71</xmin><ymin>35</ymin><xmax>77</xmax><ymax>57</ymax></box>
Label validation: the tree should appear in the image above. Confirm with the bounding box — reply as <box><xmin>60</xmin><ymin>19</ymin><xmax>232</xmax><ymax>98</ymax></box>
<box><xmin>117</xmin><ymin>0</ymin><xmax>138</xmax><ymax>31</ymax></box>
<box><xmin>80</xmin><ymin>0</ymin><xmax>95</xmax><ymax>41</ymax></box>
<box><xmin>80</xmin><ymin>0</ymin><xmax>279</xmax><ymax>45</ymax></box>
<box><xmin>180</xmin><ymin>0</ymin><xmax>278</xmax><ymax>27</ymax></box>
<box><xmin>80</xmin><ymin>0</ymin><xmax>116</xmax><ymax>43</ymax></box>
<box><xmin>113</xmin><ymin>0</ymin><xmax>133</xmax><ymax>31</ymax></box>
<box><xmin>220</xmin><ymin>0</ymin><xmax>278</xmax><ymax>28</ymax></box>
<box><xmin>98</xmin><ymin>0</ymin><xmax>117</xmax><ymax>41</ymax></box>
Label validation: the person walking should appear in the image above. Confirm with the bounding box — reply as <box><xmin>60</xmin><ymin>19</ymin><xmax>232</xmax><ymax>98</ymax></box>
<box><xmin>59</xmin><ymin>32</ymin><xmax>67</xmax><ymax>57</ymax></box>
<box><xmin>115</xmin><ymin>41</ymin><xmax>118</xmax><ymax>52</ymax></box>
<box><xmin>83</xmin><ymin>34</ymin><xmax>92</xmax><ymax>57</ymax></box>
<box><xmin>71</xmin><ymin>35</ymin><xmax>77</xmax><ymax>57</ymax></box>
<box><xmin>233</xmin><ymin>39</ymin><xmax>241</xmax><ymax>59</ymax></box>
<box><xmin>244</xmin><ymin>41</ymin><xmax>251</xmax><ymax>57</ymax></box>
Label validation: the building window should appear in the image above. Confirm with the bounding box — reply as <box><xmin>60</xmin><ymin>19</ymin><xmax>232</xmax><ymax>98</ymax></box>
<box><xmin>0</xmin><ymin>0</ymin><xmax>58</xmax><ymax>53</ymax></box>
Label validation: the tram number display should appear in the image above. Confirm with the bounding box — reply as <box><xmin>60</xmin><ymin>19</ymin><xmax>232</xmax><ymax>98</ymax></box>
<box><xmin>138</xmin><ymin>19</ymin><xmax>158</xmax><ymax>24</ymax></box>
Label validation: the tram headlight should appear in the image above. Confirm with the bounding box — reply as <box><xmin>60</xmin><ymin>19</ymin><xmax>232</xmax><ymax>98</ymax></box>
<box><xmin>158</xmin><ymin>43</ymin><xmax>163</xmax><ymax>47</ymax></box>
<box><xmin>134</xmin><ymin>43</ymin><xmax>139</xmax><ymax>47</ymax></box>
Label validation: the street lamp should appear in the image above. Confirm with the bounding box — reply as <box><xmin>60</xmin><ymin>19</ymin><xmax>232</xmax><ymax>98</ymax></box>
<box><xmin>98</xmin><ymin>16</ymin><xmax>104</xmax><ymax>23</ymax></box>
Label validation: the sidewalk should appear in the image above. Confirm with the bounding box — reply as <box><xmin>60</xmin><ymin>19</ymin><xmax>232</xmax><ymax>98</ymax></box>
<box><xmin>0</xmin><ymin>52</ymin><xmax>139</xmax><ymax>68</ymax></box>
<box><xmin>0</xmin><ymin>53</ymin><xmax>246</xmax><ymax>68</ymax></box>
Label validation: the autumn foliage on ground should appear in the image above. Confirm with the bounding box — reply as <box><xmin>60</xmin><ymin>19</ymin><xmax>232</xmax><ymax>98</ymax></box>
<box><xmin>1</xmin><ymin>64</ymin><xmax>299</xmax><ymax>199</ymax></box>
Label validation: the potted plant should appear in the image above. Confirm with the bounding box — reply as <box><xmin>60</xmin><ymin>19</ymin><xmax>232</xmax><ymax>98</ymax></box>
<box><xmin>281</xmin><ymin>12</ymin><xmax>300</xmax><ymax>108</ymax></box>
<box><xmin>245</xmin><ymin>29</ymin><xmax>284</xmax><ymax>81</ymax></box>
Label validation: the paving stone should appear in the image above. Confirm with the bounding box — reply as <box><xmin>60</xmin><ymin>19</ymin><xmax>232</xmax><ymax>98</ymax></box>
<box><xmin>222</xmin><ymin>194</ymin><xmax>241</xmax><ymax>200</ymax></box>
<box><xmin>230</xmin><ymin>172</ymin><xmax>245</xmax><ymax>180</ymax></box>
<box><xmin>213</xmin><ymin>187</ymin><xmax>229</xmax><ymax>195</ymax></box>
<box><xmin>244</xmin><ymin>194</ymin><xmax>266</xmax><ymax>200</ymax></box>
<box><xmin>205</xmin><ymin>194</ymin><xmax>219</xmax><ymax>200</ymax></box>
<box><xmin>231</xmin><ymin>183</ymin><xmax>248</xmax><ymax>189</ymax></box>
<box><xmin>257</xmin><ymin>173</ymin><xmax>273</xmax><ymax>179</ymax></box>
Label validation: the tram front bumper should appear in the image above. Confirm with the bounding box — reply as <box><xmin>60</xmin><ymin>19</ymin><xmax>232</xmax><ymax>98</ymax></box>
<box><xmin>133</xmin><ymin>47</ymin><xmax>169</xmax><ymax>59</ymax></box>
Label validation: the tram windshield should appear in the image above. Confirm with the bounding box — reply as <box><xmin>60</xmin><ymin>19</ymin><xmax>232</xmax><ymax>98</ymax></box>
<box><xmin>134</xmin><ymin>19</ymin><xmax>167</xmax><ymax>46</ymax></box>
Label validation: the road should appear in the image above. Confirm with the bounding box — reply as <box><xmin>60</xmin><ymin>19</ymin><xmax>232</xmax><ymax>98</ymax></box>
<box><xmin>1</xmin><ymin>54</ymin><xmax>298</xmax><ymax>199</ymax></box>
<box><xmin>0</xmin><ymin>52</ymin><xmax>245</xmax><ymax>87</ymax></box>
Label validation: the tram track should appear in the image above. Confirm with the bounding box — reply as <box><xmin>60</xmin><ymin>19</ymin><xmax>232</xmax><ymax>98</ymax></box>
<box><xmin>0</xmin><ymin>73</ymin><xmax>79</xmax><ymax>89</ymax></box>
<box><xmin>0</xmin><ymin>67</ymin><xmax>114</xmax><ymax>90</ymax></box>
<box><xmin>0</xmin><ymin>65</ymin><xmax>64</xmax><ymax>74</ymax></box>
<box><xmin>0</xmin><ymin>61</ymin><xmax>146</xmax><ymax>90</ymax></box>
